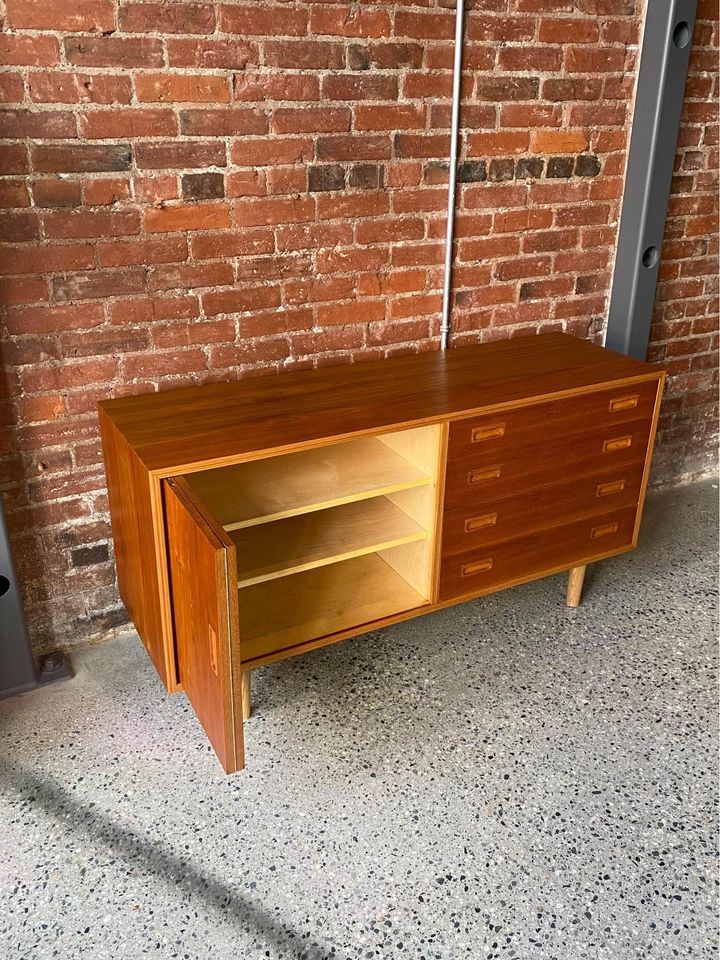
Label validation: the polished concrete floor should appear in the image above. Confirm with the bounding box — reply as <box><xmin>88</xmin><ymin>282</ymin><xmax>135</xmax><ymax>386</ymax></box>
<box><xmin>1</xmin><ymin>480</ymin><xmax>717</xmax><ymax>960</ymax></box>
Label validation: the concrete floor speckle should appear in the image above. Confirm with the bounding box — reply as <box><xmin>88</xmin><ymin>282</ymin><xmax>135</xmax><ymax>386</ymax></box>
<box><xmin>1</xmin><ymin>481</ymin><xmax>717</xmax><ymax>960</ymax></box>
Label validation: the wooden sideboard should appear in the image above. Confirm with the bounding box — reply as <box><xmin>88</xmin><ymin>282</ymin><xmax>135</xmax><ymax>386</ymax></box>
<box><xmin>99</xmin><ymin>333</ymin><xmax>664</xmax><ymax>773</ymax></box>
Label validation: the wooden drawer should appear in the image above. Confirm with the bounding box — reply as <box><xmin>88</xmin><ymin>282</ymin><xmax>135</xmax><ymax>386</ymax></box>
<box><xmin>445</xmin><ymin>417</ymin><xmax>652</xmax><ymax>508</ymax></box>
<box><xmin>448</xmin><ymin>379</ymin><xmax>659</xmax><ymax>462</ymax></box>
<box><xmin>442</xmin><ymin>461</ymin><xmax>645</xmax><ymax>557</ymax></box>
<box><xmin>440</xmin><ymin>504</ymin><xmax>638</xmax><ymax>601</ymax></box>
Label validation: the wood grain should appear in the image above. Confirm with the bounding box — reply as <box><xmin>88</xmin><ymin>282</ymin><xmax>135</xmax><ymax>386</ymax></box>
<box><xmin>231</xmin><ymin>496</ymin><xmax>426</xmax><ymax>587</ymax></box>
<box><xmin>185</xmin><ymin>435</ymin><xmax>430</xmax><ymax>530</ymax></box>
<box><xmin>98</xmin><ymin>407</ymin><xmax>174</xmax><ymax>688</ymax></box>
<box><xmin>165</xmin><ymin>478</ymin><xmax>244</xmax><ymax>773</ymax></box>
<box><xmin>440</xmin><ymin>505</ymin><xmax>638</xmax><ymax>601</ymax></box>
<box><xmin>239</xmin><ymin>552</ymin><xmax>427</xmax><ymax>663</ymax></box>
<box><xmin>99</xmin><ymin>333</ymin><xmax>660</xmax><ymax>475</ymax></box>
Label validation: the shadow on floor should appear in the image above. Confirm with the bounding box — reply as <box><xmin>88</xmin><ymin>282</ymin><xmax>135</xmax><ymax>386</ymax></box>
<box><xmin>2</xmin><ymin>764</ymin><xmax>337</xmax><ymax>960</ymax></box>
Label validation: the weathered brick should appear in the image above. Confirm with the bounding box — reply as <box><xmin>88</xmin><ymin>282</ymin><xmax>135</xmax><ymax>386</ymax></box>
<box><xmin>120</xmin><ymin>3</ymin><xmax>216</xmax><ymax>34</ymax></box>
<box><xmin>308</xmin><ymin>165</ymin><xmax>346</xmax><ymax>192</ymax></box>
<box><xmin>64</xmin><ymin>36</ymin><xmax>164</xmax><ymax>68</ymax></box>
<box><xmin>181</xmin><ymin>172</ymin><xmax>225</xmax><ymax>201</ymax></box>
<box><xmin>7</xmin><ymin>0</ymin><xmax>115</xmax><ymax>31</ymax></box>
<box><xmin>32</xmin><ymin>143</ymin><xmax>132</xmax><ymax>173</ymax></box>
<box><xmin>144</xmin><ymin>203</ymin><xmax>230</xmax><ymax>233</ymax></box>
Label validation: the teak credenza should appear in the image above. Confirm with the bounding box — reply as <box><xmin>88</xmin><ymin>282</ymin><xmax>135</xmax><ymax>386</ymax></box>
<box><xmin>99</xmin><ymin>333</ymin><xmax>664</xmax><ymax>773</ymax></box>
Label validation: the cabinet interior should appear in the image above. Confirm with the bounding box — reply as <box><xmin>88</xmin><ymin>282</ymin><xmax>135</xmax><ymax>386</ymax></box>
<box><xmin>184</xmin><ymin>424</ymin><xmax>444</xmax><ymax>663</ymax></box>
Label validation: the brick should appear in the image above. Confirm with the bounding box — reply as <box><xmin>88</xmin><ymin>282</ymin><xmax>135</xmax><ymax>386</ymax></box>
<box><xmin>354</xmin><ymin>104</ymin><xmax>425</xmax><ymax>131</ymax></box>
<box><xmin>575</xmin><ymin>155</ymin><xmax>602</xmax><ymax>177</ymax></box>
<box><xmin>7</xmin><ymin>0</ymin><xmax>115</xmax><ymax>31</ymax></box>
<box><xmin>64</xmin><ymin>37</ymin><xmax>164</xmax><ymax>68</ymax></box>
<box><xmin>531</xmin><ymin>130</ymin><xmax>589</xmax><ymax>155</ymax></box>
<box><xmin>308</xmin><ymin>165</ymin><xmax>346</xmax><ymax>192</ymax></box>
<box><xmin>6</xmin><ymin>303</ymin><xmax>104</xmax><ymax>334</ymax></box>
<box><xmin>134</xmin><ymin>141</ymin><xmax>226</xmax><ymax>170</ymax></box>
<box><xmin>466</xmin><ymin>132</ymin><xmax>530</xmax><ymax>156</ymax></box>
<box><xmin>0</xmin><ymin>74</ymin><xmax>25</xmax><ymax>104</ymax></box>
<box><xmin>273</xmin><ymin>107</ymin><xmax>350</xmax><ymax>135</ymax></box>
<box><xmin>83</xmin><ymin>178</ymin><xmax>132</xmax><ymax>206</ymax></box>
<box><xmin>394</xmin><ymin>134</ymin><xmax>450</xmax><ymax>159</ymax></box>
<box><xmin>467</xmin><ymin>15</ymin><xmax>535</xmax><ymax>42</ymax></box>
<box><xmin>180</xmin><ymin>108</ymin><xmax>267</xmax><ymax>137</ymax></box>
<box><xmin>234</xmin><ymin>74</ymin><xmax>319</xmax><ymax>103</ymax></box>
<box><xmin>0</xmin><ymin>180</ymin><xmax>31</xmax><ymax>208</ymax></box>
<box><xmin>97</xmin><ymin>236</ymin><xmax>188</xmax><ymax>268</ymax></box>
<box><xmin>488</xmin><ymin>159</ymin><xmax>516</xmax><ymax>183</ymax></box>
<box><xmin>234</xmin><ymin>196</ymin><xmax>315</xmax><ymax>228</ymax></box>
<box><xmin>516</xmin><ymin>158</ymin><xmax>544</xmax><ymax>180</ymax></box>
<box><xmin>144</xmin><ymin>203</ymin><xmax>230</xmax><ymax>233</ymax></box>
<box><xmin>136</xmin><ymin>74</ymin><xmax>231</xmax><ymax>104</ymax></box>
<box><xmin>38</xmin><ymin>72</ymin><xmax>132</xmax><ymax>105</ymax></box>
<box><xmin>395</xmin><ymin>11</ymin><xmax>455</xmax><ymax>40</ymax></box>
<box><xmin>120</xmin><ymin>2</ymin><xmax>216</xmax><ymax>34</ymax></box>
<box><xmin>41</xmin><ymin>208</ymin><xmax>139</xmax><ymax>240</ymax></box>
<box><xmin>318</xmin><ymin>299</ymin><xmax>385</xmax><ymax>326</ymax></box>
<box><xmin>322</xmin><ymin>75</ymin><xmax>398</xmax><ymax>101</ymax></box>
<box><xmin>0</xmin><ymin>210</ymin><xmax>36</xmax><ymax>242</ymax></box>
<box><xmin>202</xmin><ymin>286</ymin><xmax>280</xmax><ymax>315</ymax></box>
<box><xmin>311</xmin><ymin>7</ymin><xmax>390</xmax><ymax>38</ymax></box>
<box><xmin>32</xmin><ymin>143</ymin><xmax>132</xmax><ymax>173</ymax></box>
<box><xmin>458</xmin><ymin>161</ymin><xmax>487</xmax><ymax>183</ymax></box>
<box><xmin>264</xmin><ymin>41</ymin><xmax>344</xmax><ymax>70</ymax></box>
<box><xmin>220</xmin><ymin>4</ymin><xmax>307</xmax><ymax>35</ymax></box>
<box><xmin>318</xmin><ymin>191</ymin><xmax>389</xmax><ymax>220</ymax></box>
<box><xmin>542</xmin><ymin>78</ymin><xmax>602</xmax><ymax>102</ymax></box>
<box><xmin>168</xmin><ymin>38</ymin><xmax>257</xmax><ymax>70</ymax></box>
<box><xmin>147</xmin><ymin>261</ymin><xmax>232</xmax><ymax>292</ymax></box>
<box><xmin>79</xmin><ymin>109</ymin><xmax>177</xmax><ymax>140</ymax></box>
<box><xmin>349</xmin><ymin>164</ymin><xmax>385</xmax><ymax>191</ymax></box>
<box><xmin>0</xmin><ymin>110</ymin><xmax>76</xmax><ymax>139</ymax></box>
<box><xmin>52</xmin><ymin>269</ymin><xmax>145</xmax><ymax>302</ymax></box>
<box><xmin>498</xmin><ymin>48</ymin><xmax>562</xmax><ymax>72</ymax></box>
<box><xmin>232</xmin><ymin>137</ymin><xmax>313</xmax><ymax>167</ymax></box>
<box><xmin>181</xmin><ymin>173</ymin><xmax>225</xmax><ymax>202</ymax></box>
<box><xmin>546</xmin><ymin>157</ymin><xmax>575</xmax><ymax>178</ymax></box>
<box><xmin>0</xmin><ymin>35</ymin><xmax>60</xmax><ymax>67</ymax></box>
<box><xmin>317</xmin><ymin>135</ymin><xmax>391</xmax><ymax>161</ymax></box>
<box><xmin>475</xmin><ymin>78</ymin><xmax>539</xmax><ymax>102</ymax></box>
<box><xmin>349</xmin><ymin>42</ymin><xmax>423</xmax><ymax>71</ymax></box>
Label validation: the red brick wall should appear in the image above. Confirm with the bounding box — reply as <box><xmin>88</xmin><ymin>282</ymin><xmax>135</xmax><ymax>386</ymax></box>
<box><xmin>0</xmin><ymin>0</ymin><xmax>717</xmax><ymax>653</ymax></box>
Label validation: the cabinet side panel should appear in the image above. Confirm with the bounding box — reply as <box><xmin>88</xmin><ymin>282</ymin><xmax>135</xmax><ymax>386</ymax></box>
<box><xmin>99</xmin><ymin>407</ymin><xmax>174</xmax><ymax>689</ymax></box>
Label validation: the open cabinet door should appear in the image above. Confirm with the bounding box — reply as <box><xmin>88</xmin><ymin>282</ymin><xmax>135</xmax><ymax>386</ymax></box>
<box><xmin>164</xmin><ymin>477</ymin><xmax>244</xmax><ymax>773</ymax></box>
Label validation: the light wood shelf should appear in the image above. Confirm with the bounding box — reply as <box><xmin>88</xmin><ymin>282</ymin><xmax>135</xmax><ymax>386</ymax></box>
<box><xmin>231</xmin><ymin>496</ymin><xmax>427</xmax><ymax>588</ymax></box>
<box><xmin>239</xmin><ymin>552</ymin><xmax>427</xmax><ymax>663</ymax></box>
<box><xmin>185</xmin><ymin>436</ymin><xmax>430</xmax><ymax>531</ymax></box>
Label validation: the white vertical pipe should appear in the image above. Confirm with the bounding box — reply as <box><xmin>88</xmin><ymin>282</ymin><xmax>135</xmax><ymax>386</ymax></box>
<box><xmin>440</xmin><ymin>0</ymin><xmax>465</xmax><ymax>352</ymax></box>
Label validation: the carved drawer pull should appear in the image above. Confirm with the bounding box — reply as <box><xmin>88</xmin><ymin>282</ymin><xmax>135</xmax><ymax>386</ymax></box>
<box><xmin>461</xmin><ymin>557</ymin><xmax>494</xmax><ymax>576</ymax></box>
<box><xmin>471</xmin><ymin>423</ymin><xmax>505</xmax><ymax>442</ymax></box>
<box><xmin>603</xmin><ymin>435</ymin><xmax>632</xmax><ymax>453</ymax></box>
<box><xmin>465</xmin><ymin>512</ymin><xmax>498</xmax><ymax>532</ymax></box>
<box><xmin>591</xmin><ymin>521</ymin><xmax>619</xmax><ymax>539</ymax></box>
<box><xmin>597</xmin><ymin>478</ymin><xmax>626</xmax><ymax>497</ymax></box>
<box><xmin>609</xmin><ymin>395</ymin><xmax>639</xmax><ymax>412</ymax></box>
<box><xmin>468</xmin><ymin>465</ymin><xmax>501</xmax><ymax>484</ymax></box>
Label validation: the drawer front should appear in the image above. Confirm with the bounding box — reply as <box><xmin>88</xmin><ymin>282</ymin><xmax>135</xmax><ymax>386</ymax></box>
<box><xmin>448</xmin><ymin>379</ymin><xmax>659</xmax><ymax>462</ymax></box>
<box><xmin>442</xmin><ymin>461</ymin><xmax>645</xmax><ymax>557</ymax></box>
<box><xmin>445</xmin><ymin>417</ymin><xmax>652</xmax><ymax>508</ymax></box>
<box><xmin>440</xmin><ymin>504</ymin><xmax>637</xmax><ymax>601</ymax></box>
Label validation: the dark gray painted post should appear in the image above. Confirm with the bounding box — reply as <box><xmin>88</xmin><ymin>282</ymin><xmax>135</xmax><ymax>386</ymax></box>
<box><xmin>605</xmin><ymin>1</ymin><xmax>698</xmax><ymax>360</ymax></box>
<box><xmin>0</xmin><ymin>497</ymin><xmax>71</xmax><ymax>698</ymax></box>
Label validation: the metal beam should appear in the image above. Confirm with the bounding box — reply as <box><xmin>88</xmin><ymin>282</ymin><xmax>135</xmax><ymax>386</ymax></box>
<box><xmin>0</xmin><ymin>497</ymin><xmax>71</xmax><ymax>699</ymax></box>
<box><xmin>605</xmin><ymin>0</ymin><xmax>698</xmax><ymax>360</ymax></box>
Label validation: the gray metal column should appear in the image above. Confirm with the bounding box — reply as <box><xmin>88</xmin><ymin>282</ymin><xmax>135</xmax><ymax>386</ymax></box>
<box><xmin>605</xmin><ymin>1</ymin><xmax>698</xmax><ymax>360</ymax></box>
<box><xmin>0</xmin><ymin>497</ymin><xmax>71</xmax><ymax>698</ymax></box>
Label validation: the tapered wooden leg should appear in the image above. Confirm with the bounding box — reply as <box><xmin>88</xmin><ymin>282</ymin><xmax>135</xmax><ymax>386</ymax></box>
<box><xmin>566</xmin><ymin>564</ymin><xmax>587</xmax><ymax>607</ymax></box>
<box><xmin>241</xmin><ymin>671</ymin><xmax>251</xmax><ymax>721</ymax></box>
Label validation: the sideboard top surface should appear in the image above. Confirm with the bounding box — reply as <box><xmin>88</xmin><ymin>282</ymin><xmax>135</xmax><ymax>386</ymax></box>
<box><xmin>99</xmin><ymin>333</ymin><xmax>661</xmax><ymax>474</ymax></box>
